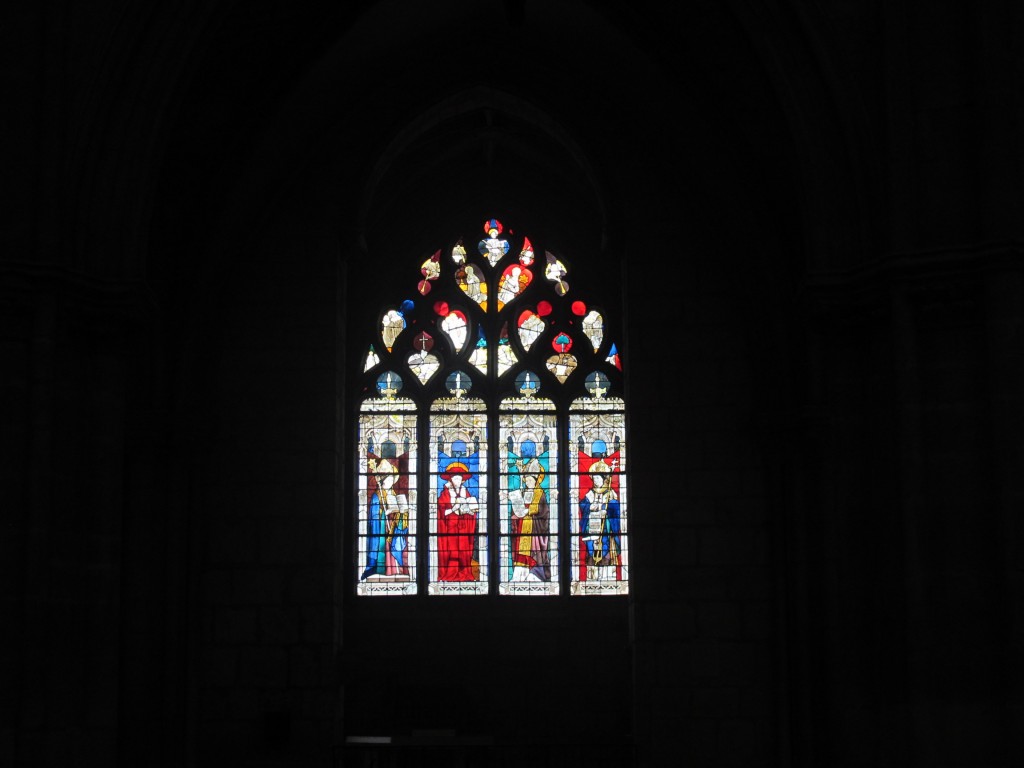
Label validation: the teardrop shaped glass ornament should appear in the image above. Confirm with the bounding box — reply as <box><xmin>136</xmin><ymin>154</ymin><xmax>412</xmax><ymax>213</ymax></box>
<box><xmin>439</xmin><ymin>309</ymin><xmax>469</xmax><ymax>353</ymax></box>
<box><xmin>517</xmin><ymin>309</ymin><xmax>545</xmax><ymax>351</ymax></box>
<box><xmin>364</xmin><ymin>344</ymin><xmax>380</xmax><ymax>372</ymax></box>
<box><xmin>582</xmin><ymin>310</ymin><xmax>604</xmax><ymax>352</ymax></box>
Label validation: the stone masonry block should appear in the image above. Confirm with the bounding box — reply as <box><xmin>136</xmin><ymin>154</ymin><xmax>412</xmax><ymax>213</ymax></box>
<box><xmin>233</xmin><ymin>568</ymin><xmax>284</xmax><ymax>605</ymax></box>
<box><xmin>742</xmin><ymin>600</ymin><xmax>773</xmax><ymax>640</ymax></box>
<box><xmin>714</xmin><ymin>497</ymin><xmax>767</xmax><ymax>526</ymax></box>
<box><xmin>301</xmin><ymin>604</ymin><xmax>334</xmax><ymax>644</ymax></box>
<box><xmin>653</xmin><ymin>527</ymin><xmax>697</xmax><ymax>568</ymax></box>
<box><xmin>684</xmin><ymin>642</ymin><xmax>722</xmax><ymax>678</ymax></box>
<box><xmin>202</xmin><ymin>570</ymin><xmax>234</xmax><ymax>605</ymax></box>
<box><xmin>704</xmin><ymin>429</ymin><xmax>762</xmax><ymax>469</ymax></box>
<box><xmin>206</xmin><ymin>518</ymin><xmax>258</xmax><ymax>565</ymax></box>
<box><xmin>718</xmin><ymin>718</ymin><xmax>758</xmax><ymax>765</ymax></box>
<box><xmin>238</xmin><ymin>646</ymin><xmax>288</xmax><ymax>688</ymax></box>
<box><xmin>690</xmin><ymin>686</ymin><xmax>739</xmax><ymax>718</ymax></box>
<box><xmin>719</xmin><ymin>642</ymin><xmax>773</xmax><ymax>686</ymax></box>
<box><xmin>216</xmin><ymin>607</ymin><xmax>259</xmax><ymax>644</ymax></box>
<box><xmin>688</xmin><ymin>469</ymin><xmax>741</xmax><ymax>498</ymax></box>
<box><xmin>700</xmin><ymin>527</ymin><xmax>756</xmax><ymax>565</ymax></box>
<box><xmin>675</xmin><ymin>566</ymin><xmax>733</xmax><ymax>600</ymax></box>
<box><xmin>288</xmin><ymin>567</ymin><xmax>333</xmax><ymax>605</ymax></box>
<box><xmin>260</xmin><ymin>605</ymin><xmax>300</xmax><ymax>644</ymax></box>
<box><xmin>259</xmin><ymin>518</ymin><xmax>315</xmax><ymax>565</ymax></box>
<box><xmin>698</xmin><ymin>601</ymin><xmax>742</xmax><ymax>639</ymax></box>
<box><xmin>201</xmin><ymin>647</ymin><xmax>239</xmax><ymax>688</ymax></box>
<box><xmin>288</xmin><ymin>646</ymin><xmax>322</xmax><ymax>688</ymax></box>
<box><xmin>638</xmin><ymin>601</ymin><xmax>696</xmax><ymax>640</ymax></box>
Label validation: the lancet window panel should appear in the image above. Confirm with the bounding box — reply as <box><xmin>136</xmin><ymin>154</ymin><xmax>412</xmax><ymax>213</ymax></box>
<box><xmin>569</xmin><ymin>401</ymin><xmax>629</xmax><ymax>596</ymax></box>
<box><xmin>356</xmin><ymin>400</ymin><xmax>418</xmax><ymax>596</ymax></box>
<box><xmin>498</xmin><ymin>406</ymin><xmax>560</xmax><ymax>596</ymax></box>
<box><xmin>429</xmin><ymin>404</ymin><xmax>489</xmax><ymax>595</ymax></box>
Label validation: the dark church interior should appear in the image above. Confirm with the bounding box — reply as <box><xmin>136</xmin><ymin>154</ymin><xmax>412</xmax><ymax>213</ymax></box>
<box><xmin>4</xmin><ymin>2</ymin><xmax>1023</xmax><ymax>766</ymax></box>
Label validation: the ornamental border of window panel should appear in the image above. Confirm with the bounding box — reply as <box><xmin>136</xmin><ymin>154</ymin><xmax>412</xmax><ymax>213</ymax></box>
<box><xmin>355</xmin><ymin>217</ymin><xmax>627</xmax><ymax>597</ymax></box>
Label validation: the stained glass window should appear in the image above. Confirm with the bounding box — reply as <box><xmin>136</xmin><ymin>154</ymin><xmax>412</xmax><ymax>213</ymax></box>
<box><xmin>570</xmin><ymin>393</ymin><xmax>628</xmax><ymax>595</ymax></box>
<box><xmin>357</xmin><ymin>373</ymin><xmax>417</xmax><ymax>596</ymax></box>
<box><xmin>355</xmin><ymin>217</ymin><xmax>627</xmax><ymax>597</ymax></box>
<box><xmin>429</xmin><ymin>394</ymin><xmax>489</xmax><ymax>595</ymax></box>
<box><xmin>499</xmin><ymin>390</ymin><xmax>559</xmax><ymax>596</ymax></box>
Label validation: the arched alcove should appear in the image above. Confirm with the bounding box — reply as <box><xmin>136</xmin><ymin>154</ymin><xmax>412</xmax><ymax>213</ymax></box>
<box><xmin>338</xmin><ymin>71</ymin><xmax>634</xmax><ymax>747</ymax></box>
<box><xmin>144</xmin><ymin>2</ymin><xmax>812</xmax><ymax>764</ymax></box>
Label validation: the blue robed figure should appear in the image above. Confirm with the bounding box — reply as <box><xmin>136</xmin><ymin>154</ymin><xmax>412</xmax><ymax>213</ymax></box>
<box><xmin>361</xmin><ymin>438</ymin><xmax>411</xmax><ymax>580</ymax></box>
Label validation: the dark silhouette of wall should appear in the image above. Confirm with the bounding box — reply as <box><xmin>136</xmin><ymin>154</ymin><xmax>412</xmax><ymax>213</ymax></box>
<box><xmin>3</xmin><ymin>2</ymin><xmax>1022</xmax><ymax>766</ymax></box>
